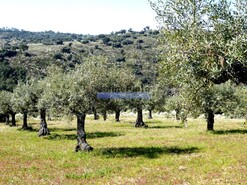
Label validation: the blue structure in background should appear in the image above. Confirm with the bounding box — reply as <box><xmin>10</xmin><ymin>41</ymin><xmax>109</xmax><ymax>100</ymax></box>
<box><xmin>97</xmin><ymin>92</ymin><xmax>151</xmax><ymax>99</ymax></box>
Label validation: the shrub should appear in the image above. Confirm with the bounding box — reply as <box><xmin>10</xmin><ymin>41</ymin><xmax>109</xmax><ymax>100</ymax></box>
<box><xmin>54</xmin><ymin>53</ymin><xmax>63</xmax><ymax>60</ymax></box>
<box><xmin>61</xmin><ymin>47</ymin><xmax>71</xmax><ymax>53</ymax></box>
<box><xmin>122</xmin><ymin>39</ymin><xmax>134</xmax><ymax>45</ymax></box>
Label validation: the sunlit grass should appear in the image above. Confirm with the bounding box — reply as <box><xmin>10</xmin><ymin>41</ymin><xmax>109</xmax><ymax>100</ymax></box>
<box><xmin>0</xmin><ymin>114</ymin><xmax>246</xmax><ymax>184</ymax></box>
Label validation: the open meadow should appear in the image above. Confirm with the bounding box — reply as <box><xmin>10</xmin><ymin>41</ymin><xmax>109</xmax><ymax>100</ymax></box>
<box><xmin>0</xmin><ymin>114</ymin><xmax>246</xmax><ymax>185</ymax></box>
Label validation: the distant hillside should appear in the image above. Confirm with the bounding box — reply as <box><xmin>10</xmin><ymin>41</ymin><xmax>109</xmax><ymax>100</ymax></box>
<box><xmin>0</xmin><ymin>27</ymin><xmax>159</xmax><ymax>45</ymax></box>
<box><xmin>0</xmin><ymin>28</ymin><xmax>86</xmax><ymax>45</ymax></box>
<box><xmin>0</xmin><ymin>27</ymin><xmax>160</xmax><ymax>91</ymax></box>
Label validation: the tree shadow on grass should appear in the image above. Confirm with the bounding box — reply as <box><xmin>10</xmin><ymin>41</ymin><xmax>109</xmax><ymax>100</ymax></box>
<box><xmin>148</xmin><ymin>125</ymin><xmax>183</xmax><ymax>129</ymax></box>
<box><xmin>44</xmin><ymin>133</ymin><xmax>77</xmax><ymax>140</ymax></box>
<box><xmin>44</xmin><ymin>131</ymin><xmax>124</xmax><ymax>140</ymax></box>
<box><xmin>211</xmin><ymin>129</ymin><xmax>247</xmax><ymax>135</ymax></box>
<box><xmin>17</xmin><ymin>126</ymin><xmax>76</xmax><ymax>133</ymax></box>
<box><xmin>100</xmin><ymin>146</ymin><xmax>200</xmax><ymax>159</ymax></box>
<box><xmin>114</xmin><ymin>123</ymin><xmax>183</xmax><ymax>129</ymax></box>
<box><xmin>48</xmin><ymin>127</ymin><xmax>75</xmax><ymax>132</ymax></box>
<box><xmin>17</xmin><ymin>126</ymin><xmax>37</xmax><ymax>132</ymax></box>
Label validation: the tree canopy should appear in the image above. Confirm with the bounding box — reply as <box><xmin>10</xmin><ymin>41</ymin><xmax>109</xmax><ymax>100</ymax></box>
<box><xmin>150</xmin><ymin>0</ymin><xmax>247</xmax><ymax>129</ymax></box>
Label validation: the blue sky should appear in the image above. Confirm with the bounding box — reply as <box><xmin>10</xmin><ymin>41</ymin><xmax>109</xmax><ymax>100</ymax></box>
<box><xmin>0</xmin><ymin>0</ymin><xmax>158</xmax><ymax>34</ymax></box>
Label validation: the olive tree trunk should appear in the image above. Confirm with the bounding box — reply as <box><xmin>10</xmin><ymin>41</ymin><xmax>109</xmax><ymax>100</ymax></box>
<box><xmin>5</xmin><ymin>114</ymin><xmax>10</xmax><ymax>125</ymax></box>
<box><xmin>175</xmin><ymin>108</ymin><xmax>180</xmax><ymax>120</ymax></box>
<box><xmin>205</xmin><ymin>109</ymin><xmax>214</xmax><ymax>131</ymax></box>
<box><xmin>75</xmin><ymin>113</ymin><xmax>93</xmax><ymax>152</ymax></box>
<box><xmin>102</xmin><ymin>110</ymin><xmax>107</xmax><ymax>121</ymax></box>
<box><xmin>115</xmin><ymin>109</ymin><xmax>121</xmax><ymax>122</ymax></box>
<box><xmin>148</xmin><ymin>109</ymin><xmax>153</xmax><ymax>119</ymax></box>
<box><xmin>38</xmin><ymin>109</ymin><xmax>50</xmax><ymax>136</ymax></box>
<box><xmin>92</xmin><ymin>107</ymin><xmax>99</xmax><ymax>120</ymax></box>
<box><xmin>22</xmin><ymin>112</ymin><xmax>29</xmax><ymax>130</ymax></box>
<box><xmin>11</xmin><ymin>112</ymin><xmax>16</xmax><ymax>127</ymax></box>
<box><xmin>135</xmin><ymin>106</ymin><xmax>147</xmax><ymax>127</ymax></box>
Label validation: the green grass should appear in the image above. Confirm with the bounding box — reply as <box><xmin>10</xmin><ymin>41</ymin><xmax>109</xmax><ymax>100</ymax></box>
<box><xmin>0</xmin><ymin>114</ymin><xmax>246</xmax><ymax>185</ymax></box>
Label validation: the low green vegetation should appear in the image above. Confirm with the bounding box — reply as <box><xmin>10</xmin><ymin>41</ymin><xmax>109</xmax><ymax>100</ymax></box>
<box><xmin>0</xmin><ymin>115</ymin><xmax>246</xmax><ymax>184</ymax></box>
<box><xmin>0</xmin><ymin>1</ymin><xmax>246</xmax><ymax>183</ymax></box>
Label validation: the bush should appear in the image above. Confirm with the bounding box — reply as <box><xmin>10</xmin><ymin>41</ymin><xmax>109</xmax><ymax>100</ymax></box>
<box><xmin>122</xmin><ymin>39</ymin><xmax>134</xmax><ymax>45</ymax></box>
<box><xmin>115</xmin><ymin>55</ymin><xmax>125</xmax><ymax>62</ymax></box>
<box><xmin>136</xmin><ymin>45</ymin><xmax>142</xmax><ymax>49</ymax></box>
<box><xmin>112</xmin><ymin>42</ymin><xmax>122</xmax><ymax>48</ymax></box>
<box><xmin>1</xmin><ymin>49</ymin><xmax>17</xmax><ymax>58</ymax></box>
<box><xmin>54</xmin><ymin>53</ymin><xmax>63</xmax><ymax>60</ymax></box>
<box><xmin>81</xmin><ymin>40</ymin><xmax>89</xmax><ymax>44</ymax></box>
<box><xmin>24</xmin><ymin>52</ymin><xmax>32</xmax><ymax>57</ymax></box>
<box><xmin>98</xmin><ymin>34</ymin><xmax>106</xmax><ymax>39</ymax></box>
<box><xmin>56</xmin><ymin>40</ymin><xmax>64</xmax><ymax>45</ymax></box>
<box><xmin>61</xmin><ymin>47</ymin><xmax>71</xmax><ymax>53</ymax></box>
<box><xmin>102</xmin><ymin>37</ymin><xmax>111</xmax><ymax>45</ymax></box>
<box><xmin>19</xmin><ymin>43</ymin><xmax>29</xmax><ymax>51</ymax></box>
<box><xmin>67</xmin><ymin>54</ymin><xmax>72</xmax><ymax>61</ymax></box>
<box><xmin>136</xmin><ymin>39</ymin><xmax>144</xmax><ymax>44</ymax></box>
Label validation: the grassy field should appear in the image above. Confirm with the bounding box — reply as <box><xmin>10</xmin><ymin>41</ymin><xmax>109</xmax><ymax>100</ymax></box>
<box><xmin>0</xmin><ymin>114</ymin><xmax>246</xmax><ymax>185</ymax></box>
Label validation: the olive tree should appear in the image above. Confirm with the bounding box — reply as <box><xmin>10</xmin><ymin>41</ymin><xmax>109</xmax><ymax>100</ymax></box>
<box><xmin>199</xmin><ymin>81</ymin><xmax>238</xmax><ymax>130</ymax></box>
<box><xmin>0</xmin><ymin>91</ymin><xmax>16</xmax><ymax>126</ymax></box>
<box><xmin>35</xmin><ymin>79</ymin><xmax>50</xmax><ymax>136</ymax></box>
<box><xmin>124</xmin><ymin>40</ymin><xmax>159</xmax><ymax>127</ymax></box>
<box><xmin>95</xmin><ymin>64</ymin><xmax>136</xmax><ymax>122</ymax></box>
<box><xmin>165</xmin><ymin>94</ymin><xmax>183</xmax><ymax>121</ymax></box>
<box><xmin>150</xmin><ymin>0</ymin><xmax>247</xmax><ymax>130</ymax></box>
<box><xmin>12</xmin><ymin>81</ymin><xmax>38</xmax><ymax>130</ymax></box>
<box><xmin>146</xmin><ymin>82</ymin><xmax>170</xmax><ymax>119</ymax></box>
<box><xmin>43</xmin><ymin>65</ymin><xmax>92</xmax><ymax>151</ymax></box>
<box><xmin>44</xmin><ymin>56</ymin><xmax>122</xmax><ymax>151</ymax></box>
<box><xmin>226</xmin><ymin>85</ymin><xmax>247</xmax><ymax>120</ymax></box>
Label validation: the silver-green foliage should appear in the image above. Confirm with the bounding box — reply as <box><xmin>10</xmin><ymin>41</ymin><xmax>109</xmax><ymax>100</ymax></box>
<box><xmin>12</xmin><ymin>80</ymin><xmax>39</xmax><ymax>114</ymax></box>
<box><xmin>43</xmin><ymin>56</ymin><xmax>136</xmax><ymax>116</ymax></box>
<box><xmin>151</xmin><ymin>0</ymin><xmax>246</xmax><ymax>84</ymax></box>
<box><xmin>150</xmin><ymin>0</ymin><xmax>246</xmax><ymax>118</ymax></box>
<box><xmin>0</xmin><ymin>91</ymin><xmax>13</xmax><ymax>114</ymax></box>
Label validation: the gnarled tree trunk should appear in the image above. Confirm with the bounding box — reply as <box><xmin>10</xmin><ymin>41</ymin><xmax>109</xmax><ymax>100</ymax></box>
<box><xmin>38</xmin><ymin>109</ymin><xmax>50</xmax><ymax>136</ymax></box>
<box><xmin>205</xmin><ymin>109</ymin><xmax>214</xmax><ymax>131</ymax></box>
<box><xmin>22</xmin><ymin>112</ymin><xmax>29</xmax><ymax>130</ymax></box>
<box><xmin>11</xmin><ymin>112</ymin><xmax>16</xmax><ymax>127</ymax></box>
<box><xmin>148</xmin><ymin>109</ymin><xmax>153</xmax><ymax>119</ymax></box>
<box><xmin>135</xmin><ymin>106</ymin><xmax>147</xmax><ymax>127</ymax></box>
<box><xmin>75</xmin><ymin>113</ymin><xmax>93</xmax><ymax>152</ymax></box>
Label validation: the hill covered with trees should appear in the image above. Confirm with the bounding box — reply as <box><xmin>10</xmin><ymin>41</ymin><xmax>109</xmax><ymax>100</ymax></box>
<box><xmin>0</xmin><ymin>27</ymin><xmax>159</xmax><ymax>91</ymax></box>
